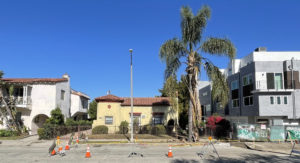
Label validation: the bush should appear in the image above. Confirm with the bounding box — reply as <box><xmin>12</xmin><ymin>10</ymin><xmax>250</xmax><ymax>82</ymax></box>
<box><xmin>65</xmin><ymin>118</ymin><xmax>77</xmax><ymax>126</ymax></box>
<box><xmin>0</xmin><ymin>129</ymin><xmax>18</xmax><ymax>137</ymax></box>
<box><xmin>37</xmin><ymin>128</ymin><xmax>46</xmax><ymax>139</ymax></box>
<box><xmin>119</xmin><ymin>121</ymin><xmax>129</xmax><ymax>134</ymax></box>
<box><xmin>151</xmin><ymin>125</ymin><xmax>166</xmax><ymax>135</ymax></box>
<box><xmin>141</xmin><ymin>125</ymin><xmax>152</xmax><ymax>134</ymax></box>
<box><xmin>46</xmin><ymin>107</ymin><xmax>65</xmax><ymax>125</ymax></box>
<box><xmin>78</xmin><ymin>120</ymin><xmax>92</xmax><ymax>126</ymax></box>
<box><xmin>92</xmin><ymin>125</ymin><xmax>108</xmax><ymax>134</ymax></box>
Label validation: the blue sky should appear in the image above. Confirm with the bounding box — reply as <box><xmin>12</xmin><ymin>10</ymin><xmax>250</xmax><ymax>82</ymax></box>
<box><xmin>1</xmin><ymin>0</ymin><xmax>300</xmax><ymax>99</ymax></box>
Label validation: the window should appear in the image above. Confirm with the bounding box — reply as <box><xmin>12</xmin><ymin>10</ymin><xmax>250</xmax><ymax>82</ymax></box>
<box><xmin>61</xmin><ymin>90</ymin><xmax>65</xmax><ymax>100</ymax></box>
<box><xmin>267</xmin><ymin>73</ymin><xmax>283</xmax><ymax>89</ymax></box>
<box><xmin>244</xmin><ymin>96</ymin><xmax>253</xmax><ymax>106</ymax></box>
<box><xmin>243</xmin><ymin>74</ymin><xmax>252</xmax><ymax>86</ymax></box>
<box><xmin>231</xmin><ymin>80</ymin><xmax>239</xmax><ymax>90</ymax></box>
<box><xmin>270</xmin><ymin>96</ymin><xmax>274</xmax><ymax>105</ymax></box>
<box><xmin>284</xmin><ymin>96</ymin><xmax>288</xmax><ymax>104</ymax></box>
<box><xmin>153</xmin><ymin>116</ymin><xmax>163</xmax><ymax>125</ymax></box>
<box><xmin>202</xmin><ymin>92</ymin><xmax>208</xmax><ymax>96</ymax></box>
<box><xmin>277</xmin><ymin>96</ymin><xmax>281</xmax><ymax>104</ymax></box>
<box><xmin>105</xmin><ymin>116</ymin><xmax>113</xmax><ymax>124</ymax></box>
<box><xmin>232</xmin><ymin>99</ymin><xmax>239</xmax><ymax>107</ymax></box>
<box><xmin>275</xmin><ymin>73</ymin><xmax>283</xmax><ymax>89</ymax></box>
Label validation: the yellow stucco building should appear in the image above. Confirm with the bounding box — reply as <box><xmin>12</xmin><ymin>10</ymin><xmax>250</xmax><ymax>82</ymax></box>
<box><xmin>92</xmin><ymin>94</ymin><xmax>177</xmax><ymax>133</ymax></box>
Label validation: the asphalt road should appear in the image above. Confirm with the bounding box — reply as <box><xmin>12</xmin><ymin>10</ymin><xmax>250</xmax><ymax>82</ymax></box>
<box><xmin>0</xmin><ymin>140</ymin><xmax>300</xmax><ymax>163</ymax></box>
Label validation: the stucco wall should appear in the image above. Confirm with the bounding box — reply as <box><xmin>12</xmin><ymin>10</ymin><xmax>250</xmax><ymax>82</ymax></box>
<box><xmin>56</xmin><ymin>81</ymin><xmax>71</xmax><ymax>119</ymax></box>
<box><xmin>92</xmin><ymin>101</ymin><xmax>176</xmax><ymax>133</ymax></box>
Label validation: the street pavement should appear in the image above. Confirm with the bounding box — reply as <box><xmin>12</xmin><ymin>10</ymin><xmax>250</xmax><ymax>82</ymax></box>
<box><xmin>1</xmin><ymin>138</ymin><xmax>300</xmax><ymax>163</ymax></box>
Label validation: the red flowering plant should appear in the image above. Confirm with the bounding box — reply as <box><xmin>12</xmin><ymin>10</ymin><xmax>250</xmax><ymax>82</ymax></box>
<box><xmin>206</xmin><ymin>115</ymin><xmax>223</xmax><ymax>130</ymax></box>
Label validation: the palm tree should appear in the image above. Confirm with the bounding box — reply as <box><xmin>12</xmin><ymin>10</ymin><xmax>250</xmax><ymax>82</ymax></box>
<box><xmin>159</xmin><ymin>6</ymin><xmax>236</xmax><ymax>140</ymax></box>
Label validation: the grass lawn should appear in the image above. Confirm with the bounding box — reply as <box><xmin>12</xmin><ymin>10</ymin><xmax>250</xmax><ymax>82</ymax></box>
<box><xmin>0</xmin><ymin>134</ymin><xmax>29</xmax><ymax>140</ymax></box>
<box><xmin>88</xmin><ymin>134</ymin><xmax>174</xmax><ymax>140</ymax></box>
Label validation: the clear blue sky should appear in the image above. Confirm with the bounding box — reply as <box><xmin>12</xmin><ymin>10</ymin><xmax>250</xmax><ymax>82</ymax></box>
<box><xmin>1</xmin><ymin>0</ymin><xmax>300</xmax><ymax>99</ymax></box>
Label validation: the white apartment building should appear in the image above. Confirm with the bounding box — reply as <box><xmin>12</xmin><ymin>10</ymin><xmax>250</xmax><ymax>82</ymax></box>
<box><xmin>0</xmin><ymin>74</ymin><xmax>90</xmax><ymax>134</ymax></box>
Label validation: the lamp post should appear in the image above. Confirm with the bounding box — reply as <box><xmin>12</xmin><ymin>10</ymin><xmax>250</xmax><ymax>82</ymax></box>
<box><xmin>129</xmin><ymin>49</ymin><xmax>134</xmax><ymax>143</ymax></box>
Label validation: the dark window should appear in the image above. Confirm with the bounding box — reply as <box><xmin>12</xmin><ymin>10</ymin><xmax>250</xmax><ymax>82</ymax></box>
<box><xmin>61</xmin><ymin>90</ymin><xmax>65</xmax><ymax>100</ymax></box>
<box><xmin>277</xmin><ymin>97</ymin><xmax>281</xmax><ymax>104</ymax></box>
<box><xmin>153</xmin><ymin>116</ymin><xmax>163</xmax><ymax>125</ymax></box>
<box><xmin>267</xmin><ymin>73</ymin><xmax>275</xmax><ymax>89</ymax></box>
<box><xmin>244</xmin><ymin>96</ymin><xmax>253</xmax><ymax>106</ymax></box>
<box><xmin>284</xmin><ymin>96</ymin><xmax>288</xmax><ymax>104</ymax></box>
<box><xmin>232</xmin><ymin>99</ymin><xmax>239</xmax><ymax>107</ymax></box>
<box><xmin>270</xmin><ymin>96</ymin><xmax>274</xmax><ymax>105</ymax></box>
<box><xmin>231</xmin><ymin>89</ymin><xmax>239</xmax><ymax>99</ymax></box>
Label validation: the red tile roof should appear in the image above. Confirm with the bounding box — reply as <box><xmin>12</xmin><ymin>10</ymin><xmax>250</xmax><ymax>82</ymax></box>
<box><xmin>95</xmin><ymin>94</ymin><xmax>170</xmax><ymax>106</ymax></box>
<box><xmin>95</xmin><ymin>94</ymin><xmax>124</xmax><ymax>102</ymax></box>
<box><xmin>0</xmin><ymin>78</ymin><xmax>68</xmax><ymax>83</ymax></box>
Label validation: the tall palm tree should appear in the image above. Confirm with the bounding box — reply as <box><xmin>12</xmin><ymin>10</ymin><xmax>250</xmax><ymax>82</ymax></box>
<box><xmin>159</xmin><ymin>6</ymin><xmax>236</xmax><ymax>139</ymax></box>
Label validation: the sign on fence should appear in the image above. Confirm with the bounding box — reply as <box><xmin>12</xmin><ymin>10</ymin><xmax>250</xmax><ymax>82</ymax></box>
<box><xmin>287</xmin><ymin>127</ymin><xmax>300</xmax><ymax>140</ymax></box>
<box><xmin>270</xmin><ymin>126</ymin><xmax>285</xmax><ymax>141</ymax></box>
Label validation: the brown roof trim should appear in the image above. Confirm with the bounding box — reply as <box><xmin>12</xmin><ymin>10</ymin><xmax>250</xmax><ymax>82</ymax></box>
<box><xmin>71</xmin><ymin>90</ymin><xmax>90</xmax><ymax>100</ymax></box>
<box><xmin>0</xmin><ymin>78</ymin><xmax>68</xmax><ymax>84</ymax></box>
<box><xmin>121</xmin><ymin>97</ymin><xmax>170</xmax><ymax>106</ymax></box>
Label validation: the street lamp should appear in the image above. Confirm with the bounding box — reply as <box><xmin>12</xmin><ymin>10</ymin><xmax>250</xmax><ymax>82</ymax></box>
<box><xmin>129</xmin><ymin>49</ymin><xmax>134</xmax><ymax>143</ymax></box>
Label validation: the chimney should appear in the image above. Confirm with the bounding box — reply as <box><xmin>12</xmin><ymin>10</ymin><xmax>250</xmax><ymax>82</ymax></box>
<box><xmin>254</xmin><ymin>47</ymin><xmax>267</xmax><ymax>52</ymax></box>
<box><xmin>62</xmin><ymin>73</ymin><xmax>70</xmax><ymax>80</ymax></box>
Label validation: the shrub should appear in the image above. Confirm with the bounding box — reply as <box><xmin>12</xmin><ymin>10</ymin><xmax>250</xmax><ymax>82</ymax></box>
<box><xmin>119</xmin><ymin>121</ymin><xmax>129</xmax><ymax>134</ymax></box>
<box><xmin>37</xmin><ymin>128</ymin><xmax>46</xmax><ymax>139</ymax></box>
<box><xmin>0</xmin><ymin>129</ymin><xmax>18</xmax><ymax>137</ymax></box>
<box><xmin>141</xmin><ymin>125</ymin><xmax>152</xmax><ymax>134</ymax></box>
<box><xmin>151</xmin><ymin>125</ymin><xmax>166</xmax><ymax>135</ymax></box>
<box><xmin>92</xmin><ymin>125</ymin><xmax>108</xmax><ymax>134</ymax></box>
<box><xmin>46</xmin><ymin>107</ymin><xmax>65</xmax><ymax>125</ymax></box>
<box><xmin>65</xmin><ymin>118</ymin><xmax>77</xmax><ymax>126</ymax></box>
<box><xmin>78</xmin><ymin>120</ymin><xmax>92</xmax><ymax>126</ymax></box>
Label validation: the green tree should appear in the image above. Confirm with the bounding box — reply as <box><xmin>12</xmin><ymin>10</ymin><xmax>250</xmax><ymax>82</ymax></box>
<box><xmin>46</xmin><ymin>107</ymin><xmax>64</xmax><ymax>125</ymax></box>
<box><xmin>88</xmin><ymin>100</ymin><xmax>97</xmax><ymax>120</ymax></box>
<box><xmin>159</xmin><ymin>6</ymin><xmax>235</xmax><ymax>136</ymax></box>
<box><xmin>0</xmin><ymin>71</ymin><xmax>24</xmax><ymax>134</ymax></box>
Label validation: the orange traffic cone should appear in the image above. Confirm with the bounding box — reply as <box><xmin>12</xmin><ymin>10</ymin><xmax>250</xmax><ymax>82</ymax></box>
<box><xmin>51</xmin><ymin>149</ymin><xmax>56</xmax><ymax>156</ymax></box>
<box><xmin>167</xmin><ymin>145</ymin><xmax>173</xmax><ymax>158</ymax></box>
<box><xmin>58</xmin><ymin>146</ymin><xmax>63</xmax><ymax>152</ymax></box>
<box><xmin>65</xmin><ymin>141</ymin><xmax>70</xmax><ymax>150</ymax></box>
<box><xmin>85</xmin><ymin>145</ymin><xmax>91</xmax><ymax>158</ymax></box>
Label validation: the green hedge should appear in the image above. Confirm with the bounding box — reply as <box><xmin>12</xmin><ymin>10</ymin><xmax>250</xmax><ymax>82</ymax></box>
<box><xmin>92</xmin><ymin>125</ymin><xmax>108</xmax><ymax>134</ymax></box>
<box><xmin>151</xmin><ymin>125</ymin><xmax>166</xmax><ymax>135</ymax></box>
<box><xmin>119</xmin><ymin>121</ymin><xmax>129</xmax><ymax>134</ymax></box>
<box><xmin>141</xmin><ymin>125</ymin><xmax>152</xmax><ymax>134</ymax></box>
<box><xmin>65</xmin><ymin>118</ymin><xmax>92</xmax><ymax>126</ymax></box>
<box><xmin>0</xmin><ymin>129</ymin><xmax>18</xmax><ymax>137</ymax></box>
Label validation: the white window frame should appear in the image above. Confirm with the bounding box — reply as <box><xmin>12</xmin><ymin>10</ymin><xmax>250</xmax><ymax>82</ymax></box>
<box><xmin>232</xmin><ymin>99</ymin><xmax>239</xmax><ymax>108</ymax></box>
<box><xmin>242</xmin><ymin>74</ymin><xmax>253</xmax><ymax>86</ymax></box>
<box><xmin>243</xmin><ymin>95</ymin><xmax>253</xmax><ymax>106</ymax></box>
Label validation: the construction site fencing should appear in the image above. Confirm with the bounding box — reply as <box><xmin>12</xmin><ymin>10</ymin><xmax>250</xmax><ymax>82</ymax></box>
<box><xmin>232</xmin><ymin>123</ymin><xmax>300</xmax><ymax>142</ymax></box>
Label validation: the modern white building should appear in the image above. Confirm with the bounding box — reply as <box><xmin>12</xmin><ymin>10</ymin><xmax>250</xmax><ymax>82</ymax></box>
<box><xmin>0</xmin><ymin>74</ymin><xmax>90</xmax><ymax>134</ymax></box>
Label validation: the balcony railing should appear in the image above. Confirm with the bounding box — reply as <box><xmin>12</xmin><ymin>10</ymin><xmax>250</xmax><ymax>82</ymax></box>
<box><xmin>2</xmin><ymin>96</ymin><xmax>32</xmax><ymax>108</ymax></box>
<box><xmin>255</xmin><ymin>80</ymin><xmax>296</xmax><ymax>91</ymax></box>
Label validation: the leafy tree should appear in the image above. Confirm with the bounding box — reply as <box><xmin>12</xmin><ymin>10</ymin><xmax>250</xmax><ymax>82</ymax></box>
<box><xmin>88</xmin><ymin>100</ymin><xmax>97</xmax><ymax>120</ymax></box>
<box><xmin>46</xmin><ymin>107</ymin><xmax>64</xmax><ymax>125</ymax></box>
<box><xmin>159</xmin><ymin>6</ymin><xmax>235</xmax><ymax>137</ymax></box>
<box><xmin>0</xmin><ymin>71</ymin><xmax>24</xmax><ymax>134</ymax></box>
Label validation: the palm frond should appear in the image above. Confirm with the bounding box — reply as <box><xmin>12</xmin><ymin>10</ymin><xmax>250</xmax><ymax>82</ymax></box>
<box><xmin>160</xmin><ymin>38</ymin><xmax>186</xmax><ymax>79</ymax></box>
<box><xmin>201</xmin><ymin>37</ymin><xmax>236</xmax><ymax>59</ymax></box>
<box><xmin>204</xmin><ymin>62</ymin><xmax>229</xmax><ymax>107</ymax></box>
<box><xmin>181</xmin><ymin>6</ymin><xmax>211</xmax><ymax>48</ymax></box>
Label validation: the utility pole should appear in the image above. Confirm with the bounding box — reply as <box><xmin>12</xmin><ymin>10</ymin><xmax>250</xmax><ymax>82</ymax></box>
<box><xmin>129</xmin><ymin>49</ymin><xmax>134</xmax><ymax>143</ymax></box>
